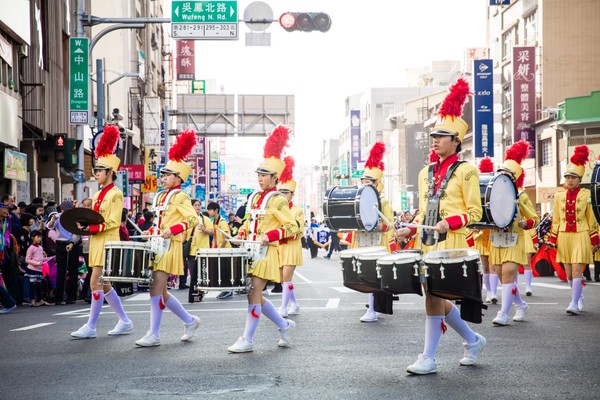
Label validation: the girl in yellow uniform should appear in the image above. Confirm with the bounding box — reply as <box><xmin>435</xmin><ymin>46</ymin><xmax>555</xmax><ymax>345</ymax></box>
<box><xmin>228</xmin><ymin>126</ymin><xmax>299</xmax><ymax>353</ymax></box>
<box><xmin>549</xmin><ymin>145</ymin><xmax>599</xmax><ymax>315</ymax></box>
<box><xmin>276</xmin><ymin>156</ymin><xmax>305</xmax><ymax>317</ymax></box>
<box><xmin>135</xmin><ymin>130</ymin><xmax>200</xmax><ymax>347</ymax></box>
<box><xmin>489</xmin><ymin>140</ymin><xmax>539</xmax><ymax>326</ymax></box>
<box><xmin>71</xmin><ymin>126</ymin><xmax>133</xmax><ymax>339</ymax></box>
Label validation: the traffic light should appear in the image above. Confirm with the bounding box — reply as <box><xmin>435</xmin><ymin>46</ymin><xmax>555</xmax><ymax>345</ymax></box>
<box><xmin>54</xmin><ymin>134</ymin><xmax>66</xmax><ymax>164</ymax></box>
<box><xmin>64</xmin><ymin>138</ymin><xmax>83</xmax><ymax>168</ymax></box>
<box><xmin>279</xmin><ymin>12</ymin><xmax>332</xmax><ymax>32</ymax></box>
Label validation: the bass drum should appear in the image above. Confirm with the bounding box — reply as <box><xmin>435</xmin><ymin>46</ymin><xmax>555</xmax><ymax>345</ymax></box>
<box><xmin>323</xmin><ymin>185</ymin><xmax>381</xmax><ymax>231</ymax></box>
<box><xmin>469</xmin><ymin>173</ymin><xmax>517</xmax><ymax>230</ymax></box>
<box><xmin>591</xmin><ymin>162</ymin><xmax>600</xmax><ymax>223</ymax></box>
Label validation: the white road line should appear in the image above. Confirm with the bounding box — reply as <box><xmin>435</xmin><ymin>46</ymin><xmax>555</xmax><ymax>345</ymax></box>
<box><xmin>125</xmin><ymin>293</ymin><xmax>150</xmax><ymax>301</ymax></box>
<box><xmin>10</xmin><ymin>322</ymin><xmax>56</xmax><ymax>331</ymax></box>
<box><xmin>529</xmin><ymin>282</ymin><xmax>570</xmax><ymax>290</ymax></box>
<box><xmin>325</xmin><ymin>298</ymin><xmax>340</xmax><ymax>308</ymax></box>
<box><xmin>294</xmin><ymin>271</ymin><xmax>313</xmax><ymax>283</ymax></box>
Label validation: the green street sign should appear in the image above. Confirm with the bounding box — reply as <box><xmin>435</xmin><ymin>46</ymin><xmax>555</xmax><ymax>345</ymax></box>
<box><xmin>239</xmin><ymin>188</ymin><xmax>253</xmax><ymax>195</ymax></box>
<box><xmin>69</xmin><ymin>38</ymin><xmax>89</xmax><ymax>125</ymax></box>
<box><xmin>351</xmin><ymin>169</ymin><xmax>364</xmax><ymax>179</ymax></box>
<box><xmin>172</xmin><ymin>1</ymin><xmax>238</xmax><ymax>40</ymax></box>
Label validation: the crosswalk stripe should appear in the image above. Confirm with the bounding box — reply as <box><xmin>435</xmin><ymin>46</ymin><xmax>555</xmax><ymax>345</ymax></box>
<box><xmin>325</xmin><ymin>298</ymin><xmax>340</xmax><ymax>308</ymax></box>
<box><xmin>11</xmin><ymin>322</ymin><xmax>56</xmax><ymax>331</ymax></box>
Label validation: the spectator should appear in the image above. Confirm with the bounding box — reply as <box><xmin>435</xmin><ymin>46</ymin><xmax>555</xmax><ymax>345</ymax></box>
<box><xmin>139</xmin><ymin>211</ymin><xmax>155</xmax><ymax>233</ymax></box>
<box><xmin>25</xmin><ymin>230</ymin><xmax>47</xmax><ymax>306</ymax></box>
<box><xmin>0</xmin><ymin>203</ymin><xmax>17</xmax><ymax>314</ymax></box>
<box><xmin>14</xmin><ymin>213</ymin><xmax>35</xmax><ymax>304</ymax></box>
<box><xmin>324</xmin><ymin>230</ymin><xmax>341</xmax><ymax>259</ymax></box>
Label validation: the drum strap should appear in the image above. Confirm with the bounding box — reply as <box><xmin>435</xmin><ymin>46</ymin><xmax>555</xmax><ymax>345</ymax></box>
<box><xmin>247</xmin><ymin>190</ymin><xmax>283</xmax><ymax>240</ymax></box>
<box><xmin>422</xmin><ymin>161</ymin><xmax>464</xmax><ymax>245</ymax></box>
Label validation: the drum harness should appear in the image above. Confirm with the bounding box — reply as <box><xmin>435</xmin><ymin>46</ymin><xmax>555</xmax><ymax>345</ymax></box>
<box><xmin>149</xmin><ymin>188</ymin><xmax>182</xmax><ymax>262</ymax></box>
<box><xmin>422</xmin><ymin>161</ymin><xmax>464</xmax><ymax>246</ymax></box>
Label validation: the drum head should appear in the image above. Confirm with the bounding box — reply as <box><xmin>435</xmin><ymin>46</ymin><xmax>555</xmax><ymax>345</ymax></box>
<box><xmin>423</xmin><ymin>248</ymin><xmax>480</xmax><ymax>263</ymax></box>
<box><xmin>358</xmin><ymin>185</ymin><xmax>380</xmax><ymax>231</ymax></box>
<box><xmin>339</xmin><ymin>246</ymin><xmax>386</xmax><ymax>259</ymax></box>
<box><xmin>377</xmin><ymin>251</ymin><xmax>421</xmax><ymax>265</ymax></box>
<box><xmin>487</xmin><ymin>174</ymin><xmax>517</xmax><ymax>228</ymax></box>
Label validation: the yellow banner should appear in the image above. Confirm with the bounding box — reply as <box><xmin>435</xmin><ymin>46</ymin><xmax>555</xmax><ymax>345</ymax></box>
<box><xmin>141</xmin><ymin>146</ymin><xmax>160</xmax><ymax>193</ymax></box>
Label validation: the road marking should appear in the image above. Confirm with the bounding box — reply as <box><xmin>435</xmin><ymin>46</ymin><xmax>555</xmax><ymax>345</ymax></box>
<box><xmin>294</xmin><ymin>271</ymin><xmax>313</xmax><ymax>283</ymax></box>
<box><xmin>326</xmin><ymin>298</ymin><xmax>340</xmax><ymax>308</ymax></box>
<box><xmin>10</xmin><ymin>322</ymin><xmax>56</xmax><ymax>331</ymax></box>
<box><xmin>529</xmin><ymin>282</ymin><xmax>570</xmax><ymax>290</ymax></box>
<box><xmin>125</xmin><ymin>293</ymin><xmax>150</xmax><ymax>301</ymax></box>
<box><xmin>331</xmin><ymin>286</ymin><xmax>355</xmax><ymax>293</ymax></box>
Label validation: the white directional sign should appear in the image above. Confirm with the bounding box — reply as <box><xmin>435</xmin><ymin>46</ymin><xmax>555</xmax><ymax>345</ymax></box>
<box><xmin>172</xmin><ymin>1</ymin><xmax>238</xmax><ymax>40</ymax></box>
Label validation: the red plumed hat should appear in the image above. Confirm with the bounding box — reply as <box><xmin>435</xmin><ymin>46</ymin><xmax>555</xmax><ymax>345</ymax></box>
<box><xmin>256</xmin><ymin>125</ymin><xmax>292</xmax><ymax>177</ymax></box>
<box><xmin>162</xmin><ymin>129</ymin><xmax>197</xmax><ymax>181</ymax></box>
<box><xmin>95</xmin><ymin>125</ymin><xmax>121</xmax><ymax>170</ymax></box>
<box><xmin>478</xmin><ymin>157</ymin><xmax>494</xmax><ymax>173</ymax></box>
<box><xmin>499</xmin><ymin>139</ymin><xmax>530</xmax><ymax>180</ymax></box>
<box><xmin>278</xmin><ymin>156</ymin><xmax>297</xmax><ymax>193</ymax></box>
<box><xmin>565</xmin><ymin>145</ymin><xmax>590</xmax><ymax>178</ymax></box>
<box><xmin>362</xmin><ymin>141</ymin><xmax>385</xmax><ymax>180</ymax></box>
<box><xmin>431</xmin><ymin>77</ymin><xmax>472</xmax><ymax>141</ymax></box>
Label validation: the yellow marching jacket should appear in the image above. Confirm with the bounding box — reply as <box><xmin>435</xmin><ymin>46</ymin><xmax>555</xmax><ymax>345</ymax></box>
<box><xmin>238</xmin><ymin>188</ymin><xmax>300</xmax><ymax>281</ymax></box>
<box><xmin>88</xmin><ymin>183</ymin><xmax>123</xmax><ymax>267</ymax></box>
<box><xmin>279</xmin><ymin>203</ymin><xmax>305</xmax><ymax>266</ymax></box>
<box><xmin>412</xmin><ymin>161</ymin><xmax>482</xmax><ymax>252</ymax></box>
<box><xmin>379</xmin><ymin>197</ymin><xmax>397</xmax><ymax>252</ymax></box>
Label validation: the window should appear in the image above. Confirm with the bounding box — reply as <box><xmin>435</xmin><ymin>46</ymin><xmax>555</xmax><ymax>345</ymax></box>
<box><xmin>540</xmin><ymin>138</ymin><xmax>551</xmax><ymax>166</ymax></box>
<box><xmin>502</xmin><ymin>86</ymin><xmax>512</xmax><ymax>113</ymax></box>
<box><xmin>502</xmin><ymin>27</ymin><xmax>515</xmax><ymax>61</ymax></box>
<box><xmin>524</xmin><ymin>11</ymin><xmax>538</xmax><ymax>45</ymax></box>
<box><xmin>382</xmin><ymin>103</ymin><xmax>395</xmax><ymax>119</ymax></box>
<box><xmin>570</xmin><ymin>128</ymin><xmax>584</xmax><ymax>137</ymax></box>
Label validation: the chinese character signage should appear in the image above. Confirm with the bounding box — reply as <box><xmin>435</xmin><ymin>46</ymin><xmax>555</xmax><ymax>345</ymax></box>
<box><xmin>209</xmin><ymin>159</ymin><xmax>220</xmax><ymax>199</ymax></box>
<box><xmin>176</xmin><ymin>40</ymin><xmax>195</xmax><ymax>80</ymax></box>
<box><xmin>69</xmin><ymin>38</ymin><xmax>89</xmax><ymax>125</ymax></box>
<box><xmin>3</xmin><ymin>149</ymin><xmax>27</xmax><ymax>182</ymax></box>
<box><xmin>350</xmin><ymin>110</ymin><xmax>361</xmax><ymax>170</ymax></box>
<box><xmin>474</xmin><ymin>59</ymin><xmax>494</xmax><ymax>157</ymax></box>
<box><xmin>512</xmin><ymin>47</ymin><xmax>536</xmax><ymax>157</ymax></box>
<box><xmin>142</xmin><ymin>146</ymin><xmax>160</xmax><ymax>192</ymax></box>
<box><xmin>120</xmin><ymin>164</ymin><xmax>146</xmax><ymax>184</ymax></box>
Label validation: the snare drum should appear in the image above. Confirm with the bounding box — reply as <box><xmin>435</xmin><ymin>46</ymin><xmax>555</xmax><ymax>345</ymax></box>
<box><xmin>423</xmin><ymin>249</ymin><xmax>482</xmax><ymax>301</ymax></box>
<box><xmin>356</xmin><ymin>250</ymin><xmax>391</xmax><ymax>290</ymax></box>
<box><xmin>468</xmin><ymin>173</ymin><xmax>517</xmax><ymax>230</ymax></box>
<box><xmin>323</xmin><ymin>185</ymin><xmax>381</xmax><ymax>231</ymax></box>
<box><xmin>102</xmin><ymin>241</ymin><xmax>153</xmax><ymax>283</ymax></box>
<box><xmin>377</xmin><ymin>250</ymin><xmax>423</xmax><ymax>295</ymax></box>
<box><xmin>196</xmin><ymin>248</ymin><xmax>249</xmax><ymax>290</ymax></box>
<box><xmin>591</xmin><ymin>162</ymin><xmax>600</xmax><ymax>222</ymax></box>
<box><xmin>339</xmin><ymin>246</ymin><xmax>385</xmax><ymax>293</ymax></box>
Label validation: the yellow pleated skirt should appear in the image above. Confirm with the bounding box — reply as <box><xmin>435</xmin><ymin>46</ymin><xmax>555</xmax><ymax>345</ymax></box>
<box><xmin>473</xmin><ymin>230</ymin><xmax>490</xmax><ymax>256</ymax></box>
<box><xmin>489</xmin><ymin>233</ymin><xmax>528</xmax><ymax>265</ymax></box>
<box><xmin>153</xmin><ymin>239</ymin><xmax>184</xmax><ymax>276</ymax></box>
<box><xmin>278</xmin><ymin>239</ymin><xmax>303</xmax><ymax>266</ymax></box>
<box><xmin>556</xmin><ymin>231</ymin><xmax>593</xmax><ymax>264</ymax></box>
<box><xmin>89</xmin><ymin>233</ymin><xmax>120</xmax><ymax>268</ymax></box>
<box><xmin>249</xmin><ymin>246</ymin><xmax>281</xmax><ymax>282</ymax></box>
<box><xmin>523</xmin><ymin>230</ymin><xmax>536</xmax><ymax>254</ymax></box>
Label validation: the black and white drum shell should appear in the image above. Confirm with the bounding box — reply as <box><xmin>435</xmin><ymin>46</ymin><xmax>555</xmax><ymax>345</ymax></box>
<box><xmin>323</xmin><ymin>185</ymin><xmax>381</xmax><ymax>231</ymax></box>
<box><xmin>340</xmin><ymin>246</ymin><xmax>385</xmax><ymax>293</ymax></box>
<box><xmin>468</xmin><ymin>173</ymin><xmax>517</xmax><ymax>230</ymax></box>
<box><xmin>103</xmin><ymin>241</ymin><xmax>153</xmax><ymax>283</ymax></box>
<box><xmin>196</xmin><ymin>248</ymin><xmax>249</xmax><ymax>290</ymax></box>
<box><xmin>423</xmin><ymin>249</ymin><xmax>482</xmax><ymax>301</ymax></box>
<box><xmin>591</xmin><ymin>162</ymin><xmax>600</xmax><ymax>223</ymax></box>
<box><xmin>377</xmin><ymin>251</ymin><xmax>423</xmax><ymax>296</ymax></box>
<box><xmin>356</xmin><ymin>250</ymin><xmax>391</xmax><ymax>290</ymax></box>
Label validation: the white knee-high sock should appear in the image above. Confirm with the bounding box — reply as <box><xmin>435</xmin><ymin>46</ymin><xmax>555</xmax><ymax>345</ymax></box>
<box><xmin>489</xmin><ymin>274</ymin><xmax>499</xmax><ymax>297</ymax></box>
<box><xmin>87</xmin><ymin>290</ymin><xmax>104</xmax><ymax>329</ymax></box>
<box><xmin>367</xmin><ymin>293</ymin><xmax>375</xmax><ymax>313</ymax></box>
<box><xmin>444</xmin><ymin>304</ymin><xmax>477</xmax><ymax>343</ymax></box>
<box><xmin>513</xmin><ymin>284</ymin><xmax>524</xmax><ymax>307</ymax></box>
<box><xmin>165</xmin><ymin>295</ymin><xmax>194</xmax><ymax>324</ymax></box>
<box><xmin>524</xmin><ymin>270</ymin><xmax>533</xmax><ymax>290</ymax></box>
<box><xmin>243</xmin><ymin>304</ymin><xmax>261</xmax><ymax>343</ymax></box>
<box><xmin>483</xmin><ymin>273</ymin><xmax>491</xmax><ymax>295</ymax></box>
<box><xmin>104</xmin><ymin>289</ymin><xmax>131</xmax><ymax>323</ymax></box>
<box><xmin>281</xmin><ymin>281</ymin><xmax>292</xmax><ymax>310</ymax></box>
<box><xmin>500</xmin><ymin>283</ymin><xmax>516</xmax><ymax>315</ymax></box>
<box><xmin>288</xmin><ymin>282</ymin><xmax>298</xmax><ymax>304</ymax></box>
<box><xmin>571</xmin><ymin>278</ymin><xmax>583</xmax><ymax>306</ymax></box>
<box><xmin>261</xmin><ymin>298</ymin><xmax>288</xmax><ymax>330</ymax></box>
<box><xmin>150</xmin><ymin>295</ymin><xmax>164</xmax><ymax>337</ymax></box>
<box><xmin>423</xmin><ymin>316</ymin><xmax>445</xmax><ymax>360</ymax></box>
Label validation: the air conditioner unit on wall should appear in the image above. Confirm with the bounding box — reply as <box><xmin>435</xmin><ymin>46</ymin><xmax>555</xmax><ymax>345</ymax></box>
<box><xmin>18</xmin><ymin>44</ymin><xmax>28</xmax><ymax>58</ymax></box>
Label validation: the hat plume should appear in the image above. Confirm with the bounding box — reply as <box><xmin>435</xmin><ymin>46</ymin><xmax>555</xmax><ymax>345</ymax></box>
<box><xmin>438</xmin><ymin>77</ymin><xmax>471</xmax><ymax>118</ymax></box>
<box><xmin>280</xmin><ymin>156</ymin><xmax>295</xmax><ymax>183</ymax></box>
<box><xmin>95</xmin><ymin>125</ymin><xmax>120</xmax><ymax>158</ymax></box>
<box><xmin>168</xmin><ymin>129</ymin><xmax>197</xmax><ymax>162</ymax></box>
<box><xmin>264</xmin><ymin>125</ymin><xmax>291</xmax><ymax>159</ymax></box>
<box><xmin>365</xmin><ymin>141</ymin><xmax>386</xmax><ymax>170</ymax></box>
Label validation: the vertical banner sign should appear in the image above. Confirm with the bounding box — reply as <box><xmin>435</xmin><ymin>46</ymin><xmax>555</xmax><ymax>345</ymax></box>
<box><xmin>69</xmin><ymin>38</ymin><xmax>89</xmax><ymax>125</ymax></box>
<box><xmin>490</xmin><ymin>0</ymin><xmax>511</xmax><ymax>5</ymax></box>
<box><xmin>195</xmin><ymin>136</ymin><xmax>207</xmax><ymax>186</ymax></box>
<box><xmin>513</xmin><ymin>47</ymin><xmax>536</xmax><ymax>157</ymax></box>
<box><xmin>142</xmin><ymin>146</ymin><xmax>160</xmax><ymax>192</ymax></box>
<box><xmin>474</xmin><ymin>59</ymin><xmax>494</xmax><ymax>157</ymax></box>
<box><xmin>350</xmin><ymin>110</ymin><xmax>361</xmax><ymax>170</ymax></box>
<box><xmin>176</xmin><ymin>40</ymin><xmax>195</xmax><ymax>80</ymax></box>
<box><xmin>209</xmin><ymin>159</ymin><xmax>220</xmax><ymax>199</ymax></box>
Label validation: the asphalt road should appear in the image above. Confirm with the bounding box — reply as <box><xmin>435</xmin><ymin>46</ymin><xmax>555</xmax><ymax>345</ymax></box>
<box><xmin>1</xmin><ymin>248</ymin><xmax>599</xmax><ymax>400</ymax></box>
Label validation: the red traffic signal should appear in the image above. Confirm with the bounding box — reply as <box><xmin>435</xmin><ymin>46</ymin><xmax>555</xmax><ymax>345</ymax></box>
<box><xmin>279</xmin><ymin>12</ymin><xmax>331</xmax><ymax>32</ymax></box>
<box><xmin>54</xmin><ymin>133</ymin><xmax>66</xmax><ymax>149</ymax></box>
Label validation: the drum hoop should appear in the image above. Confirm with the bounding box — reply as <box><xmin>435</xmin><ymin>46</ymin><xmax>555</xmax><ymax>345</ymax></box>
<box><xmin>356</xmin><ymin>251</ymin><xmax>390</xmax><ymax>261</ymax></box>
<box><xmin>357</xmin><ymin>185</ymin><xmax>381</xmax><ymax>231</ymax></box>
<box><xmin>105</xmin><ymin>241</ymin><xmax>151</xmax><ymax>250</ymax></box>
<box><xmin>424</xmin><ymin>254</ymin><xmax>480</xmax><ymax>264</ymax></box>
<box><xmin>196</xmin><ymin>248</ymin><xmax>249</xmax><ymax>257</ymax></box>
<box><xmin>377</xmin><ymin>255</ymin><xmax>422</xmax><ymax>265</ymax></box>
<box><xmin>339</xmin><ymin>246</ymin><xmax>386</xmax><ymax>259</ymax></box>
<box><xmin>484</xmin><ymin>174</ymin><xmax>517</xmax><ymax>227</ymax></box>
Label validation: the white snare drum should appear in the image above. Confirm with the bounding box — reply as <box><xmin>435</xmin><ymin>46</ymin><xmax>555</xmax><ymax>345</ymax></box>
<box><xmin>195</xmin><ymin>248</ymin><xmax>249</xmax><ymax>290</ymax></box>
<box><xmin>469</xmin><ymin>173</ymin><xmax>518</xmax><ymax>230</ymax></box>
<box><xmin>102</xmin><ymin>241</ymin><xmax>153</xmax><ymax>283</ymax></box>
<box><xmin>423</xmin><ymin>249</ymin><xmax>482</xmax><ymax>301</ymax></box>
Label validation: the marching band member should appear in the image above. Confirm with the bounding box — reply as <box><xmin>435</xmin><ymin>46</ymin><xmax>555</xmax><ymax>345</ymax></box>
<box><xmin>276</xmin><ymin>156</ymin><xmax>305</xmax><ymax>317</ymax></box>
<box><xmin>521</xmin><ymin>216</ymin><xmax>539</xmax><ymax>296</ymax></box>
<box><xmin>548</xmin><ymin>145</ymin><xmax>599</xmax><ymax>315</ymax></box>
<box><xmin>135</xmin><ymin>130</ymin><xmax>200</xmax><ymax>347</ymax></box>
<box><xmin>474</xmin><ymin>157</ymin><xmax>494</xmax><ymax>303</ymax></box>
<box><xmin>358</xmin><ymin>141</ymin><xmax>396</xmax><ymax>323</ymax></box>
<box><xmin>71</xmin><ymin>125</ymin><xmax>133</xmax><ymax>339</ymax></box>
<box><xmin>395</xmin><ymin>78</ymin><xmax>486</xmax><ymax>374</ymax></box>
<box><xmin>228</xmin><ymin>126</ymin><xmax>300</xmax><ymax>353</ymax></box>
<box><xmin>489</xmin><ymin>140</ymin><xmax>539</xmax><ymax>326</ymax></box>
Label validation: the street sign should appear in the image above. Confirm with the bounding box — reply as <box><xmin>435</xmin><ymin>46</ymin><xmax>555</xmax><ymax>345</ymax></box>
<box><xmin>69</xmin><ymin>38</ymin><xmax>89</xmax><ymax>125</ymax></box>
<box><xmin>172</xmin><ymin>1</ymin><xmax>238</xmax><ymax>40</ymax></box>
<box><xmin>239</xmin><ymin>188</ymin><xmax>253</xmax><ymax>195</ymax></box>
<box><xmin>351</xmin><ymin>170</ymin><xmax>364</xmax><ymax>179</ymax></box>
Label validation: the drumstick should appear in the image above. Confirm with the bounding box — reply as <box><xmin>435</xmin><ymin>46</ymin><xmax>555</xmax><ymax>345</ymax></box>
<box><xmin>127</xmin><ymin>218</ymin><xmax>144</xmax><ymax>235</ymax></box>
<box><xmin>216</xmin><ymin>227</ymin><xmax>234</xmax><ymax>239</ymax></box>
<box><xmin>374</xmin><ymin>206</ymin><xmax>394</xmax><ymax>227</ymax></box>
<box><xmin>398</xmin><ymin>222</ymin><xmax>438</xmax><ymax>231</ymax></box>
<box><xmin>130</xmin><ymin>235</ymin><xmax>163</xmax><ymax>239</ymax></box>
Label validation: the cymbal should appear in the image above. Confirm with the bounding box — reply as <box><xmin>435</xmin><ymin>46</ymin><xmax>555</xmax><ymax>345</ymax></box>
<box><xmin>60</xmin><ymin>208</ymin><xmax>104</xmax><ymax>235</ymax></box>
